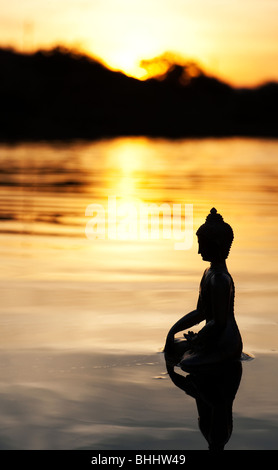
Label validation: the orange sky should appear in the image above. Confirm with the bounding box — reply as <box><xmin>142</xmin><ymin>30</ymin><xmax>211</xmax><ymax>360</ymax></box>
<box><xmin>1</xmin><ymin>0</ymin><xmax>278</xmax><ymax>87</ymax></box>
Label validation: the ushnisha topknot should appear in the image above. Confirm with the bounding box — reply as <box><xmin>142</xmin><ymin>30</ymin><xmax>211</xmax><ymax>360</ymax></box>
<box><xmin>205</xmin><ymin>207</ymin><xmax>224</xmax><ymax>224</ymax></box>
<box><xmin>196</xmin><ymin>208</ymin><xmax>234</xmax><ymax>259</ymax></box>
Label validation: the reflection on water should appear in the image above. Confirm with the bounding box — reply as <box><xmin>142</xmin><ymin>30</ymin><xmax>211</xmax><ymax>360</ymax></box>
<box><xmin>1</xmin><ymin>137</ymin><xmax>277</xmax><ymax>242</ymax></box>
<box><xmin>166</xmin><ymin>359</ymin><xmax>242</xmax><ymax>450</ymax></box>
<box><xmin>0</xmin><ymin>137</ymin><xmax>277</xmax><ymax>449</ymax></box>
<box><xmin>1</xmin><ymin>137</ymin><xmax>277</xmax><ymax>347</ymax></box>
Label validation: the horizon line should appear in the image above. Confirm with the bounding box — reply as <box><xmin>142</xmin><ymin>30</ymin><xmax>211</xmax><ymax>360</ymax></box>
<box><xmin>1</xmin><ymin>43</ymin><xmax>277</xmax><ymax>90</ymax></box>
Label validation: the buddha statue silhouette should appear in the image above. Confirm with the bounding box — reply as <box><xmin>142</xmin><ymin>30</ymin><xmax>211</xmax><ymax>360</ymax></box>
<box><xmin>164</xmin><ymin>208</ymin><xmax>243</xmax><ymax>370</ymax></box>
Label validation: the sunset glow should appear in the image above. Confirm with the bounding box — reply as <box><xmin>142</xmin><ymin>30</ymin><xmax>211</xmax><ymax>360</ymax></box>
<box><xmin>1</xmin><ymin>0</ymin><xmax>278</xmax><ymax>86</ymax></box>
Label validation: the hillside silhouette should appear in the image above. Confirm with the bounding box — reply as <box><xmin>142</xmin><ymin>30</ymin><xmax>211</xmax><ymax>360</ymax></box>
<box><xmin>0</xmin><ymin>46</ymin><xmax>277</xmax><ymax>141</ymax></box>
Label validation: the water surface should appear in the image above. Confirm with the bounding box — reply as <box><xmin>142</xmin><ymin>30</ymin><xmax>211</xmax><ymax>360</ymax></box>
<box><xmin>0</xmin><ymin>137</ymin><xmax>277</xmax><ymax>449</ymax></box>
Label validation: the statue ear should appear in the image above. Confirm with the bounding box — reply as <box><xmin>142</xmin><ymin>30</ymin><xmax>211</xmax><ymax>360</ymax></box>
<box><xmin>211</xmin><ymin>239</ymin><xmax>225</xmax><ymax>260</ymax></box>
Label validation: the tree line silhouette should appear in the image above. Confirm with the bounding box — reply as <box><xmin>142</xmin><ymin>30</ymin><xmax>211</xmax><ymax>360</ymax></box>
<box><xmin>0</xmin><ymin>46</ymin><xmax>277</xmax><ymax>141</ymax></box>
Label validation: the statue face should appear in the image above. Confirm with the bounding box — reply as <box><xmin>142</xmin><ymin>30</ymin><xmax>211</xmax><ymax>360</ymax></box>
<box><xmin>198</xmin><ymin>236</ymin><xmax>211</xmax><ymax>261</ymax></box>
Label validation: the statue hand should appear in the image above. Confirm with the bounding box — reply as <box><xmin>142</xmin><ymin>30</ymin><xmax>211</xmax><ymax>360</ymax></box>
<box><xmin>183</xmin><ymin>330</ymin><xmax>197</xmax><ymax>341</ymax></box>
<box><xmin>183</xmin><ymin>331</ymin><xmax>199</xmax><ymax>351</ymax></box>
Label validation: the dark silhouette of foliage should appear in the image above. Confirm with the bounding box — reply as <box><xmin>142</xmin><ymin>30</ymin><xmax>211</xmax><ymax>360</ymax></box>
<box><xmin>0</xmin><ymin>46</ymin><xmax>277</xmax><ymax>141</ymax></box>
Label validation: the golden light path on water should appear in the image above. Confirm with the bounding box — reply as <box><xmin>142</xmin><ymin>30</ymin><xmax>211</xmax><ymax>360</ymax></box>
<box><xmin>0</xmin><ymin>137</ymin><xmax>277</xmax><ymax>355</ymax></box>
<box><xmin>0</xmin><ymin>137</ymin><xmax>278</xmax><ymax>451</ymax></box>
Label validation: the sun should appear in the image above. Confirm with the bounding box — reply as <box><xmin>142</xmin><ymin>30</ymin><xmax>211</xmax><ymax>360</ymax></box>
<box><xmin>104</xmin><ymin>50</ymin><xmax>147</xmax><ymax>79</ymax></box>
<box><xmin>83</xmin><ymin>31</ymin><xmax>165</xmax><ymax>80</ymax></box>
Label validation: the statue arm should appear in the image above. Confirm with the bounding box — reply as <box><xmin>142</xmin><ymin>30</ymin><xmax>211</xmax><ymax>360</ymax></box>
<box><xmin>165</xmin><ymin>306</ymin><xmax>205</xmax><ymax>349</ymax></box>
<box><xmin>168</xmin><ymin>308</ymin><xmax>205</xmax><ymax>337</ymax></box>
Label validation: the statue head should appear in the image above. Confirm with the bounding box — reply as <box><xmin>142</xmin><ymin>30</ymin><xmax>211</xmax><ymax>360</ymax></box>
<box><xmin>196</xmin><ymin>208</ymin><xmax>234</xmax><ymax>262</ymax></box>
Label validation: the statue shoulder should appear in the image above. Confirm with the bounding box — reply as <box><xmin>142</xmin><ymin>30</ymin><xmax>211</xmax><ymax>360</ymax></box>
<box><xmin>210</xmin><ymin>271</ymin><xmax>233</xmax><ymax>291</ymax></box>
